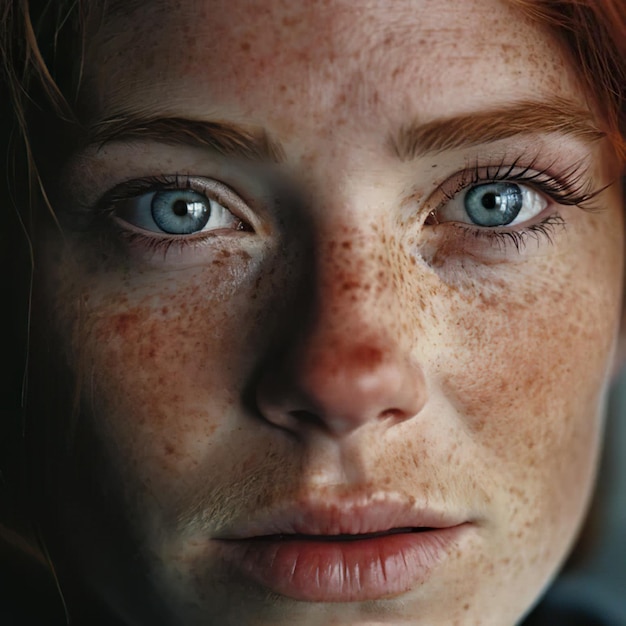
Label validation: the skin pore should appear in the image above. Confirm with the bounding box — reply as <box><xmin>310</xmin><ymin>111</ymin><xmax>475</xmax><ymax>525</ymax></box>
<box><xmin>31</xmin><ymin>0</ymin><xmax>624</xmax><ymax>624</ymax></box>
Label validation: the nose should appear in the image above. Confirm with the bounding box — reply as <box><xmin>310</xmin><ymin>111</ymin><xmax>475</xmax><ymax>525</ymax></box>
<box><xmin>255</xmin><ymin>229</ymin><xmax>427</xmax><ymax>438</ymax></box>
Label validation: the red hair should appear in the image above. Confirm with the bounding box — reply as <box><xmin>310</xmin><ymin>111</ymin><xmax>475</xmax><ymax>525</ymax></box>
<box><xmin>513</xmin><ymin>0</ymin><xmax>626</xmax><ymax>163</ymax></box>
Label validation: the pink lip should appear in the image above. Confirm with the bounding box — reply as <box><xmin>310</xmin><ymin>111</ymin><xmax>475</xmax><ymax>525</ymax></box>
<box><xmin>213</xmin><ymin>496</ymin><xmax>472</xmax><ymax>602</ymax></box>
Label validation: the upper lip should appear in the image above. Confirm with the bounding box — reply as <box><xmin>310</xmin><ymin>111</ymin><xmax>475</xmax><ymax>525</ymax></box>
<box><xmin>214</xmin><ymin>492</ymin><xmax>469</xmax><ymax>540</ymax></box>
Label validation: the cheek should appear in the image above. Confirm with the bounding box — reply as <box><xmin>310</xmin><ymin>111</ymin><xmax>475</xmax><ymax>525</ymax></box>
<box><xmin>439</xmin><ymin>265</ymin><xmax>611</xmax><ymax>447</ymax></box>
<box><xmin>90</xmin><ymin>300</ymin><xmax>229</xmax><ymax>463</ymax></box>
<box><xmin>47</xmin><ymin>249</ymin><xmax>285</xmax><ymax>506</ymax></box>
<box><xmin>427</xmin><ymin>218</ymin><xmax>623</xmax><ymax>578</ymax></box>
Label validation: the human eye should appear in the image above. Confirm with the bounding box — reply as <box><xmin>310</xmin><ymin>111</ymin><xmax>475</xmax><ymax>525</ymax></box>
<box><xmin>425</xmin><ymin>159</ymin><xmax>600</xmax><ymax>251</ymax></box>
<box><xmin>105</xmin><ymin>174</ymin><xmax>253</xmax><ymax>242</ymax></box>
<box><xmin>435</xmin><ymin>181</ymin><xmax>546</xmax><ymax>228</ymax></box>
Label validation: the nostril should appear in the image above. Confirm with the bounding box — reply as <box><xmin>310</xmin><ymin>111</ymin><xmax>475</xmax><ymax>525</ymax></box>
<box><xmin>255</xmin><ymin>341</ymin><xmax>427</xmax><ymax>437</ymax></box>
<box><xmin>288</xmin><ymin>409</ymin><xmax>322</xmax><ymax>427</ymax></box>
<box><xmin>379</xmin><ymin>408</ymin><xmax>406</xmax><ymax>420</ymax></box>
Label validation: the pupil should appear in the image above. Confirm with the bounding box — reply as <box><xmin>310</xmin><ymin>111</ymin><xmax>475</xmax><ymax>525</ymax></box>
<box><xmin>482</xmin><ymin>193</ymin><xmax>497</xmax><ymax>210</ymax></box>
<box><xmin>173</xmin><ymin>200</ymin><xmax>189</xmax><ymax>217</ymax></box>
<box><xmin>464</xmin><ymin>182</ymin><xmax>523</xmax><ymax>227</ymax></box>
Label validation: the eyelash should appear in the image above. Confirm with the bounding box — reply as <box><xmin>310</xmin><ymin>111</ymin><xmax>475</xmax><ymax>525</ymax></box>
<box><xmin>452</xmin><ymin>214</ymin><xmax>566</xmax><ymax>252</ymax></box>
<box><xmin>92</xmin><ymin>158</ymin><xmax>600</xmax><ymax>258</ymax></box>
<box><xmin>102</xmin><ymin>173</ymin><xmax>208</xmax><ymax>208</ymax></box>
<box><xmin>442</xmin><ymin>157</ymin><xmax>599</xmax><ymax>207</ymax></box>
<box><xmin>430</xmin><ymin>156</ymin><xmax>601</xmax><ymax>251</ymax></box>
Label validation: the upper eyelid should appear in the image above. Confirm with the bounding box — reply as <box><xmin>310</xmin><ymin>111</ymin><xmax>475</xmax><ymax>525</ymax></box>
<box><xmin>103</xmin><ymin>175</ymin><xmax>210</xmax><ymax>204</ymax></box>
<box><xmin>432</xmin><ymin>160</ymin><xmax>600</xmax><ymax>210</ymax></box>
<box><xmin>101</xmin><ymin>174</ymin><xmax>257</xmax><ymax>221</ymax></box>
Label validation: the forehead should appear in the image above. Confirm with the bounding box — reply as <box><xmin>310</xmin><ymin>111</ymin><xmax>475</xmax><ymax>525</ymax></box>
<box><xmin>85</xmin><ymin>0</ymin><xmax>583</xmax><ymax>132</ymax></box>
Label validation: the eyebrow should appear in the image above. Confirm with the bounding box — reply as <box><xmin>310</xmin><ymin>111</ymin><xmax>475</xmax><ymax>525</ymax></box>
<box><xmin>88</xmin><ymin>116</ymin><xmax>286</xmax><ymax>163</ymax></box>
<box><xmin>390</xmin><ymin>98</ymin><xmax>606</xmax><ymax>160</ymax></box>
<box><xmin>87</xmin><ymin>97</ymin><xmax>604</xmax><ymax>165</ymax></box>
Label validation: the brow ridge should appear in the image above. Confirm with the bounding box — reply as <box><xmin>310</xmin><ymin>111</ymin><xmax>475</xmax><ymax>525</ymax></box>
<box><xmin>390</xmin><ymin>98</ymin><xmax>605</xmax><ymax>160</ymax></box>
<box><xmin>88</xmin><ymin>98</ymin><xmax>603</xmax><ymax>165</ymax></box>
<box><xmin>89</xmin><ymin>116</ymin><xmax>286</xmax><ymax>162</ymax></box>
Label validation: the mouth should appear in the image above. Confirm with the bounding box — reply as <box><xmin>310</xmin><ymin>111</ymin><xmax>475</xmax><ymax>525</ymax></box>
<box><xmin>245</xmin><ymin>526</ymin><xmax>430</xmax><ymax>541</ymax></box>
<box><xmin>213</xmin><ymin>496</ymin><xmax>473</xmax><ymax>602</ymax></box>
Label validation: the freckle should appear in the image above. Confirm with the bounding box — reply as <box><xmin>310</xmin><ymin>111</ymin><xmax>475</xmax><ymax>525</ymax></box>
<box><xmin>112</xmin><ymin>312</ymin><xmax>140</xmax><ymax>335</ymax></box>
<box><xmin>240</xmin><ymin>41</ymin><xmax>250</xmax><ymax>52</ymax></box>
<box><xmin>164</xmin><ymin>443</ymin><xmax>175</xmax><ymax>456</ymax></box>
<box><xmin>472</xmin><ymin>418</ymin><xmax>486</xmax><ymax>433</ymax></box>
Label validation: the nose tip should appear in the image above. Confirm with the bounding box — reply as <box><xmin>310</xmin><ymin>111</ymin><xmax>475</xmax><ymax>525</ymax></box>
<box><xmin>255</xmin><ymin>336</ymin><xmax>427</xmax><ymax>437</ymax></box>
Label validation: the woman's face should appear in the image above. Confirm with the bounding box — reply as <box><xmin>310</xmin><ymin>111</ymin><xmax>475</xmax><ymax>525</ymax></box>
<box><xmin>34</xmin><ymin>0</ymin><xmax>624</xmax><ymax>624</ymax></box>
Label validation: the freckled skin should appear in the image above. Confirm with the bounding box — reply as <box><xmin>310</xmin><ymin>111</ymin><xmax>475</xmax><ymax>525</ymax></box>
<box><xmin>29</xmin><ymin>0</ymin><xmax>625</xmax><ymax>625</ymax></box>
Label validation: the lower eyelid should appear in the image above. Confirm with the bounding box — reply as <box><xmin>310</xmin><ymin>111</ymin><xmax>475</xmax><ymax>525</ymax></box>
<box><xmin>445</xmin><ymin>213</ymin><xmax>566</xmax><ymax>252</ymax></box>
<box><xmin>107</xmin><ymin>220</ymin><xmax>258</xmax><ymax>268</ymax></box>
<box><xmin>112</xmin><ymin>215</ymin><xmax>245</xmax><ymax>240</ymax></box>
<box><xmin>119</xmin><ymin>230</ymin><xmax>209</xmax><ymax>266</ymax></box>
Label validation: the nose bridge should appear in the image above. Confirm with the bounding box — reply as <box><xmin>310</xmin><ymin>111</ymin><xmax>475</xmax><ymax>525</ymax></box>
<box><xmin>300</xmin><ymin>152</ymin><xmax>415</xmax><ymax>332</ymax></box>
<box><xmin>299</xmin><ymin>220</ymin><xmax>418</xmax><ymax>398</ymax></box>
<box><xmin>311</xmin><ymin>221</ymin><xmax>399</xmax><ymax>339</ymax></box>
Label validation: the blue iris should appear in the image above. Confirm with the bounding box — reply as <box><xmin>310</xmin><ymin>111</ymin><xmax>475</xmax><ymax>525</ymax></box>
<box><xmin>464</xmin><ymin>182</ymin><xmax>523</xmax><ymax>227</ymax></box>
<box><xmin>151</xmin><ymin>190</ymin><xmax>211</xmax><ymax>234</ymax></box>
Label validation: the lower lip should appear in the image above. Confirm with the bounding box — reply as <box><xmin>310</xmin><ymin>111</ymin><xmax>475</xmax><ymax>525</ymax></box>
<box><xmin>215</xmin><ymin>525</ymin><xmax>468</xmax><ymax>602</ymax></box>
